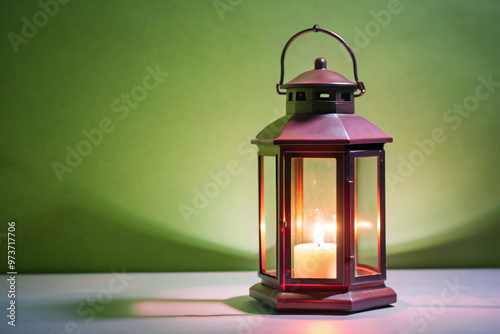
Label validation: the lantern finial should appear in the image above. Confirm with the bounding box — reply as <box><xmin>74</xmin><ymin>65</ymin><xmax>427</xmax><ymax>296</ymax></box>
<box><xmin>314</xmin><ymin>58</ymin><xmax>326</xmax><ymax>70</ymax></box>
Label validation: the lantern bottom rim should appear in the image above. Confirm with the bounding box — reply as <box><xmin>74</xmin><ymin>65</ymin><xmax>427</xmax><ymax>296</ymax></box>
<box><xmin>249</xmin><ymin>282</ymin><xmax>396</xmax><ymax>312</ymax></box>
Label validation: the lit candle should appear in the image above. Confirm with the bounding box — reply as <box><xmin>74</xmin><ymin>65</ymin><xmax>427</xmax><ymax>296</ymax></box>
<box><xmin>294</xmin><ymin>222</ymin><xmax>337</xmax><ymax>278</ymax></box>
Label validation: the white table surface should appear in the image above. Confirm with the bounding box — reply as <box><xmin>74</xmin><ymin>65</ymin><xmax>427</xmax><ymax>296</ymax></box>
<box><xmin>1</xmin><ymin>269</ymin><xmax>499</xmax><ymax>334</ymax></box>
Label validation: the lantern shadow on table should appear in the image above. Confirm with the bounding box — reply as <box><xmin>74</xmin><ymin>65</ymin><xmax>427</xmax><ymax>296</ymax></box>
<box><xmin>46</xmin><ymin>296</ymin><xmax>394</xmax><ymax>319</ymax></box>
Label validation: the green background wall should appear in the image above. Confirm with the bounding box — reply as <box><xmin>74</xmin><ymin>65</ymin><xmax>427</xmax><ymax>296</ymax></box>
<box><xmin>1</xmin><ymin>0</ymin><xmax>499</xmax><ymax>273</ymax></box>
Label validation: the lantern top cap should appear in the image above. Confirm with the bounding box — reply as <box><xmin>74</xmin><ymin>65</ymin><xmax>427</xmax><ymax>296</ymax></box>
<box><xmin>281</xmin><ymin>58</ymin><xmax>357</xmax><ymax>90</ymax></box>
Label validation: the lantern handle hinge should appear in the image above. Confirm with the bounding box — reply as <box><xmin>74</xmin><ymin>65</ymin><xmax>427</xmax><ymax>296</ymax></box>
<box><xmin>276</xmin><ymin>24</ymin><xmax>366</xmax><ymax>98</ymax></box>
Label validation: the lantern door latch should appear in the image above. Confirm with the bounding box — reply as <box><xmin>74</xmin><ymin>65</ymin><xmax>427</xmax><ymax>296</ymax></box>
<box><xmin>282</xmin><ymin>219</ymin><xmax>287</xmax><ymax>228</ymax></box>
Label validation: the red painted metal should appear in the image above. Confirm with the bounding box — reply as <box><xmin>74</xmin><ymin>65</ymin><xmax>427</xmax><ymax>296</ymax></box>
<box><xmin>274</xmin><ymin>113</ymin><xmax>393</xmax><ymax>145</ymax></box>
<box><xmin>250</xmin><ymin>282</ymin><xmax>396</xmax><ymax>312</ymax></box>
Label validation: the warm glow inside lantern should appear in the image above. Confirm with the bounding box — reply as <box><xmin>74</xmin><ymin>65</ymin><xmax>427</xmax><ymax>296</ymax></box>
<box><xmin>249</xmin><ymin>25</ymin><xmax>397</xmax><ymax>312</ymax></box>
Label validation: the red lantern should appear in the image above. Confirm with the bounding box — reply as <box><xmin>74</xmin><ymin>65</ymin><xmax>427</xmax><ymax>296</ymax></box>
<box><xmin>249</xmin><ymin>25</ymin><xmax>397</xmax><ymax>311</ymax></box>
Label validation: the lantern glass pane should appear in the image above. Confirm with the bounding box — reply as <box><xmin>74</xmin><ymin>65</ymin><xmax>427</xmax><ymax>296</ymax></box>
<box><xmin>291</xmin><ymin>158</ymin><xmax>337</xmax><ymax>279</ymax></box>
<box><xmin>261</xmin><ymin>156</ymin><xmax>277</xmax><ymax>277</ymax></box>
<box><xmin>355</xmin><ymin>156</ymin><xmax>380</xmax><ymax>276</ymax></box>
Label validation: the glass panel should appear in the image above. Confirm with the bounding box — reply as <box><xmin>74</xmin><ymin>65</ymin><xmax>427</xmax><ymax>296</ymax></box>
<box><xmin>355</xmin><ymin>156</ymin><xmax>380</xmax><ymax>276</ymax></box>
<box><xmin>291</xmin><ymin>158</ymin><xmax>337</xmax><ymax>279</ymax></box>
<box><xmin>261</xmin><ymin>156</ymin><xmax>277</xmax><ymax>277</ymax></box>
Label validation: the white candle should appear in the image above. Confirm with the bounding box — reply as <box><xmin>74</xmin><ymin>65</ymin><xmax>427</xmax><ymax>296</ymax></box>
<box><xmin>293</xmin><ymin>223</ymin><xmax>337</xmax><ymax>279</ymax></box>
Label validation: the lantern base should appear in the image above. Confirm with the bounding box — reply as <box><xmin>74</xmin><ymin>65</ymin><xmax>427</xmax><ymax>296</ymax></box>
<box><xmin>249</xmin><ymin>283</ymin><xmax>396</xmax><ymax>312</ymax></box>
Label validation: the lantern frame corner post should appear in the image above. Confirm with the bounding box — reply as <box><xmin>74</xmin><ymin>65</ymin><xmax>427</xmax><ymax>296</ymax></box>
<box><xmin>257</xmin><ymin>155</ymin><xmax>264</xmax><ymax>276</ymax></box>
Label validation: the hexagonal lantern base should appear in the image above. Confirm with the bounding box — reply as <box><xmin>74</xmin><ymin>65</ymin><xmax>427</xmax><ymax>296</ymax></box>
<box><xmin>249</xmin><ymin>283</ymin><xmax>397</xmax><ymax>312</ymax></box>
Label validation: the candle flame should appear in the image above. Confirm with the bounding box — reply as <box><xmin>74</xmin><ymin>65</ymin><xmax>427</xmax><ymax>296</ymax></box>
<box><xmin>313</xmin><ymin>222</ymin><xmax>324</xmax><ymax>246</ymax></box>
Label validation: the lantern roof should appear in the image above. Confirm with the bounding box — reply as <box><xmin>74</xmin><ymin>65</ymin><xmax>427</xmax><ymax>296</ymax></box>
<box><xmin>252</xmin><ymin>113</ymin><xmax>392</xmax><ymax>146</ymax></box>
<box><xmin>281</xmin><ymin>58</ymin><xmax>357</xmax><ymax>89</ymax></box>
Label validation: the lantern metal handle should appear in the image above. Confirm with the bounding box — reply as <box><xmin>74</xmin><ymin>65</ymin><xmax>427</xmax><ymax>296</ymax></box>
<box><xmin>276</xmin><ymin>24</ymin><xmax>366</xmax><ymax>98</ymax></box>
